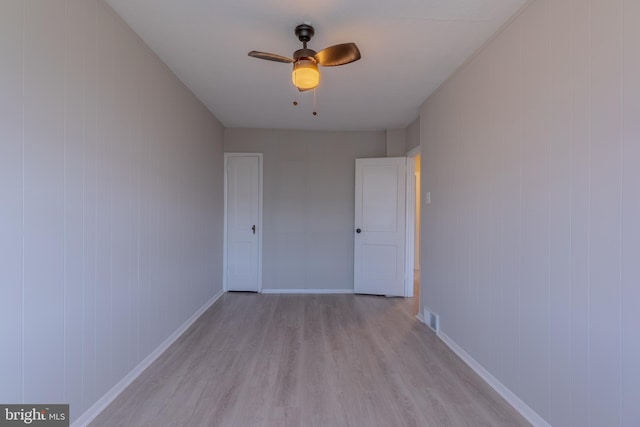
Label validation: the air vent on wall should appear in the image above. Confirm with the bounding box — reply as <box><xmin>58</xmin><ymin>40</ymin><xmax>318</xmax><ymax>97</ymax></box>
<box><xmin>423</xmin><ymin>308</ymin><xmax>440</xmax><ymax>333</ymax></box>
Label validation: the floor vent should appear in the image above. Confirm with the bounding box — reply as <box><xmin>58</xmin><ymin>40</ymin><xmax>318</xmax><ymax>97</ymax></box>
<box><xmin>423</xmin><ymin>308</ymin><xmax>440</xmax><ymax>333</ymax></box>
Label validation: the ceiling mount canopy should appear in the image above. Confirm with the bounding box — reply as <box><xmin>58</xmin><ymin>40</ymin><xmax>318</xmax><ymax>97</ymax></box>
<box><xmin>248</xmin><ymin>23</ymin><xmax>361</xmax><ymax>91</ymax></box>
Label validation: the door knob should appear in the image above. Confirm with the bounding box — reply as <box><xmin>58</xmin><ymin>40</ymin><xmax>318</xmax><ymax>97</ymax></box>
<box><xmin>356</xmin><ymin>228</ymin><xmax>362</xmax><ymax>234</ymax></box>
<box><xmin>252</xmin><ymin>225</ymin><xmax>256</xmax><ymax>234</ymax></box>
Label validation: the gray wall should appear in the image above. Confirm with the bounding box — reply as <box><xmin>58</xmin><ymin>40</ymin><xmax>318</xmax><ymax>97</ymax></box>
<box><xmin>0</xmin><ymin>0</ymin><xmax>224</xmax><ymax>423</ymax></box>
<box><xmin>420</xmin><ymin>0</ymin><xmax>639</xmax><ymax>425</ymax></box>
<box><xmin>405</xmin><ymin>118</ymin><xmax>420</xmax><ymax>153</ymax></box>
<box><xmin>385</xmin><ymin>129</ymin><xmax>406</xmax><ymax>157</ymax></box>
<box><xmin>225</xmin><ymin>128</ymin><xmax>386</xmax><ymax>291</ymax></box>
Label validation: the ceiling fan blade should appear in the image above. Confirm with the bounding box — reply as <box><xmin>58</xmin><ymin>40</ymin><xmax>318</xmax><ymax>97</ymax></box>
<box><xmin>297</xmin><ymin>87</ymin><xmax>313</xmax><ymax>92</ymax></box>
<box><xmin>314</xmin><ymin>43</ymin><xmax>361</xmax><ymax>67</ymax></box>
<box><xmin>248</xmin><ymin>51</ymin><xmax>294</xmax><ymax>63</ymax></box>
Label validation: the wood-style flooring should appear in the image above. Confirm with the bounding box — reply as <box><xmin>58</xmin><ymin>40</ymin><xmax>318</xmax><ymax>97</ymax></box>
<box><xmin>90</xmin><ymin>293</ymin><xmax>530</xmax><ymax>427</ymax></box>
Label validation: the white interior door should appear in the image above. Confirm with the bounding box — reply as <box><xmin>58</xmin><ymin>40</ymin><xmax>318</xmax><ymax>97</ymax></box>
<box><xmin>225</xmin><ymin>154</ymin><xmax>262</xmax><ymax>292</ymax></box>
<box><xmin>354</xmin><ymin>157</ymin><xmax>406</xmax><ymax>296</ymax></box>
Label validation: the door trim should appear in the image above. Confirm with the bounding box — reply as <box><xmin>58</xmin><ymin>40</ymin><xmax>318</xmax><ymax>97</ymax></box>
<box><xmin>223</xmin><ymin>153</ymin><xmax>263</xmax><ymax>293</ymax></box>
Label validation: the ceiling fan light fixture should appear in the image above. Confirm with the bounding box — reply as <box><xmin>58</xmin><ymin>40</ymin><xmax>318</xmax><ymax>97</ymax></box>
<box><xmin>249</xmin><ymin>24</ymin><xmax>360</xmax><ymax>92</ymax></box>
<box><xmin>291</xmin><ymin>58</ymin><xmax>320</xmax><ymax>90</ymax></box>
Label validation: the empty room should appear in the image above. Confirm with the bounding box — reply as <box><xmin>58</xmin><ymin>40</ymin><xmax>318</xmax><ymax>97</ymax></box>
<box><xmin>1</xmin><ymin>0</ymin><xmax>638</xmax><ymax>426</ymax></box>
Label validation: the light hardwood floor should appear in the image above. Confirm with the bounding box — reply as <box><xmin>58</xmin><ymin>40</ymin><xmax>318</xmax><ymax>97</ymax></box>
<box><xmin>90</xmin><ymin>293</ymin><xmax>530</xmax><ymax>427</ymax></box>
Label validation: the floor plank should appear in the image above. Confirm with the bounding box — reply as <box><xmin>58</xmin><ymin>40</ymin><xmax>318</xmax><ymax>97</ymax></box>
<box><xmin>90</xmin><ymin>294</ymin><xmax>530</xmax><ymax>427</ymax></box>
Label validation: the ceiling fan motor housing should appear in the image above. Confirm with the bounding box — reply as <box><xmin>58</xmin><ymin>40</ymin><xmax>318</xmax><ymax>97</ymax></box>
<box><xmin>293</xmin><ymin>48</ymin><xmax>317</xmax><ymax>61</ymax></box>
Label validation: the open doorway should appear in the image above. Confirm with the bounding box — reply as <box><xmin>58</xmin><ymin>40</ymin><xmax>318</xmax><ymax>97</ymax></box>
<box><xmin>405</xmin><ymin>148</ymin><xmax>421</xmax><ymax>315</ymax></box>
<box><xmin>413</xmin><ymin>153</ymin><xmax>421</xmax><ymax>302</ymax></box>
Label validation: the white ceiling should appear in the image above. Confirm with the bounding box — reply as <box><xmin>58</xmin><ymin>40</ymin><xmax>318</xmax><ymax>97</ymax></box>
<box><xmin>105</xmin><ymin>0</ymin><xmax>527</xmax><ymax>131</ymax></box>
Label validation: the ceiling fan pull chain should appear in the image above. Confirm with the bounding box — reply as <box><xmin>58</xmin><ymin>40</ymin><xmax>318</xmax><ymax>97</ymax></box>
<box><xmin>313</xmin><ymin>89</ymin><xmax>317</xmax><ymax>116</ymax></box>
<box><xmin>292</xmin><ymin>83</ymin><xmax>299</xmax><ymax>107</ymax></box>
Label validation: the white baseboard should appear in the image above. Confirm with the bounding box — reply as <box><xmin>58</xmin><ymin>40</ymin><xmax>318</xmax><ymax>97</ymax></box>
<box><xmin>437</xmin><ymin>331</ymin><xmax>551</xmax><ymax>427</ymax></box>
<box><xmin>71</xmin><ymin>288</ymin><xmax>225</xmax><ymax>427</ymax></box>
<box><xmin>261</xmin><ymin>288</ymin><xmax>354</xmax><ymax>294</ymax></box>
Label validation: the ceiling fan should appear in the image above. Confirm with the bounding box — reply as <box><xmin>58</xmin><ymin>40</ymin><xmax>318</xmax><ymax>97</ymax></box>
<box><xmin>248</xmin><ymin>24</ymin><xmax>361</xmax><ymax>91</ymax></box>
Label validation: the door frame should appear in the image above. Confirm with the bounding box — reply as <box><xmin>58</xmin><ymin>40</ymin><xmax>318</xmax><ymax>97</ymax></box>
<box><xmin>404</xmin><ymin>146</ymin><xmax>420</xmax><ymax>297</ymax></box>
<box><xmin>223</xmin><ymin>153</ymin><xmax>264</xmax><ymax>292</ymax></box>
